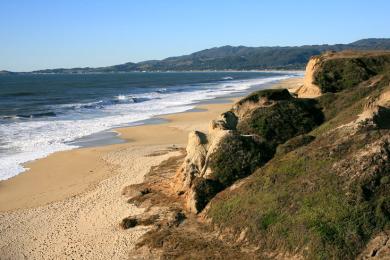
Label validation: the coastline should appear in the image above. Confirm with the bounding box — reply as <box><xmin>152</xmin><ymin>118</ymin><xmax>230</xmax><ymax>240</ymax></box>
<box><xmin>0</xmin><ymin>101</ymin><xmax>235</xmax><ymax>212</ymax></box>
<box><xmin>0</xmin><ymin>77</ymin><xmax>303</xmax><ymax>259</ymax></box>
<box><xmin>0</xmin><ymin>72</ymin><xmax>301</xmax><ymax>181</ymax></box>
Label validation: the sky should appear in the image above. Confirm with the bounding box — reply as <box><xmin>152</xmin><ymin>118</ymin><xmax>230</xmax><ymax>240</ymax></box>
<box><xmin>1</xmin><ymin>0</ymin><xmax>390</xmax><ymax>71</ymax></box>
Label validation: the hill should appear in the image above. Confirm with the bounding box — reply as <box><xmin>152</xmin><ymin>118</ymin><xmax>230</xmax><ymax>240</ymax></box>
<box><xmin>121</xmin><ymin>50</ymin><xmax>390</xmax><ymax>259</ymax></box>
<box><xmin>32</xmin><ymin>38</ymin><xmax>390</xmax><ymax>73</ymax></box>
<box><xmin>0</xmin><ymin>70</ymin><xmax>16</xmax><ymax>75</ymax></box>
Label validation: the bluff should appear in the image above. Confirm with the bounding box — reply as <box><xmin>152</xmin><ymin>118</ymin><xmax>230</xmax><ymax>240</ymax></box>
<box><xmin>297</xmin><ymin>51</ymin><xmax>390</xmax><ymax>98</ymax></box>
<box><xmin>204</xmin><ymin>52</ymin><xmax>390</xmax><ymax>259</ymax></box>
<box><xmin>173</xmin><ymin>88</ymin><xmax>323</xmax><ymax>213</ymax></box>
<box><xmin>123</xmin><ymin>51</ymin><xmax>390</xmax><ymax>259</ymax></box>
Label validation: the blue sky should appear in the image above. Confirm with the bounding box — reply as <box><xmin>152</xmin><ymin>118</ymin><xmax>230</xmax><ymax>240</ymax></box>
<box><xmin>1</xmin><ymin>0</ymin><xmax>389</xmax><ymax>71</ymax></box>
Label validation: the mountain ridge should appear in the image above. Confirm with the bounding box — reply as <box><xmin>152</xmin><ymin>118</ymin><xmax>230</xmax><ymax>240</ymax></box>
<box><xmin>24</xmin><ymin>38</ymin><xmax>390</xmax><ymax>74</ymax></box>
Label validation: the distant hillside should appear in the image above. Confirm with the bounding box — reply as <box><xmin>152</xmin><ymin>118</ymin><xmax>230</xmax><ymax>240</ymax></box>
<box><xmin>0</xmin><ymin>70</ymin><xmax>16</xmax><ymax>75</ymax></box>
<box><xmin>32</xmin><ymin>38</ymin><xmax>390</xmax><ymax>73</ymax></box>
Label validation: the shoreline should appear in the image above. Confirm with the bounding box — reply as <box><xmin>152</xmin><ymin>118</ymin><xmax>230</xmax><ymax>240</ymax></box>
<box><xmin>0</xmin><ymin>101</ymin><xmax>237</xmax><ymax>212</ymax></box>
<box><xmin>0</xmin><ymin>77</ymin><xmax>303</xmax><ymax>212</ymax></box>
<box><xmin>7</xmin><ymin>70</ymin><xmax>305</xmax><ymax>75</ymax></box>
<box><xmin>0</xmin><ymin>98</ymin><xmax>247</xmax><ymax>212</ymax></box>
<box><xmin>0</xmin><ymin>77</ymin><xmax>303</xmax><ymax>259</ymax></box>
<box><xmin>0</xmin><ymin>73</ymin><xmax>300</xmax><ymax>181</ymax></box>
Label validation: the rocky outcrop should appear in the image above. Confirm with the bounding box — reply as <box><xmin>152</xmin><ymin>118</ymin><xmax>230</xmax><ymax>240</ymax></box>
<box><xmin>173</xmin><ymin>89</ymin><xmax>324</xmax><ymax>213</ymax></box>
<box><xmin>125</xmin><ymin>51</ymin><xmax>390</xmax><ymax>259</ymax></box>
<box><xmin>314</xmin><ymin>51</ymin><xmax>390</xmax><ymax>93</ymax></box>
<box><xmin>296</xmin><ymin>51</ymin><xmax>390</xmax><ymax>98</ymax></box>
<box><xmin>173</xmin><ymin>112</ymin><xmax>238</xmax><ymax>213</ymax></box>
<box><xmin>357</xmin><ymin>88</ymin><xmax>390</xmax><ymax>129</ymax></box>
<box><xmin>296</xmin><ymin>56</ymin><xmax>322</xmax><ymax>98</ymax></box>
<box><xmin>232</xmin><ymin>88</ymin><xmax>293</xmax><ymax>117</ymax></box>
<box><xmin>358</xmin><ymin>231</ymin><xmax>390</xmax><ymax>259</ymax></box>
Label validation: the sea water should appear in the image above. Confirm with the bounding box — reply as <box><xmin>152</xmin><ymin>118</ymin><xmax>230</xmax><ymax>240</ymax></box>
<box><xmin>0</xmin><ymin>71</ymin><xmax>300</xmax><ymax>180</ymax></box>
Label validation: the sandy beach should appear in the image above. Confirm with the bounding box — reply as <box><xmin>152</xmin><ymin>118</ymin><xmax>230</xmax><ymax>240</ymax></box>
<box><xmin>0</xmin><ymin>78</ymin><xmax>302</xmax><ymax>259</ymax></box>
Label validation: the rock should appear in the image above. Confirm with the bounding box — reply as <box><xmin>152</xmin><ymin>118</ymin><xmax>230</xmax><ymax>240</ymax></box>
<box><xmin>296</xmin><ymin>56</ymin><xmax>322</xmax><ymax>98</ymax></box>
<box><xmin>174</xmin><ymin>88</ymin><xmax>323</xmax><ymax>213</ymax></box>
<box><xmin>358</xmin><ymin>231</ymin><xmax>390</xmax><ymax>259</ymax></box>
<box><xmin>173</xmin><ymin>112</ymin><xmax>236</xmax><ymax>204</ymax></box>
<box><xmin>173</xmin><ymin>125</ymin><xmax>232</xmax><ymax>213</ymax></box>
<box><xmin>121</xmin><ymin>214</ymin><xmax>160</xmax><ymax>229</ymax></box>
<box><xmin>208</xmin><ymin>111</ymin><xmax>237</xmax><ymax>132</ymax></box>
<box><xmin>122</xmin><ymin>185</ymin><xmax>152</xmax><ymax>198</ymax></box>
<box><xmin>121</xmin><ymin>217</ymin><xmax>138</xmax><ymax>229</ymax></box>
<box><xmin>173</xmin><ymin>131</ymin><xmax>208</xmax><ymax>193</ymax></box>
<box><xmin>360</xmin><ymin>89</ymin><xmax>390</xmax><ymax>129</ymax></box>
<box><xmin>173</xmin><ymin>109</ymin><xmax>239</xmax><ymax>213</ymax></box>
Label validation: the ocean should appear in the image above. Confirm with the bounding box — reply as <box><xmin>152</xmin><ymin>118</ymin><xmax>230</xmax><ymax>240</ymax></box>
<box><xmin>0</xmin><ymin>71</ymin><xmax>300</xmax><ymax>180</ymax></box>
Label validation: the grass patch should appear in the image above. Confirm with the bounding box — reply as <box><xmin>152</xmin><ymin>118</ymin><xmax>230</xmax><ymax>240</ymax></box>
<box><xmin>236</xmin><ymin>88</ymin><xmax>292</xmax><ymax>106</ymax></box>
<box><xmin>209</xmin><ymin>133</ymin><xmax>272</xmax><ymax>187</ymax></box>
<box><xmin>237</xmin><ymin>99</ymin><xmax>323</xmax><ymax>147</ymax></box>
<box><xmin>206</xmin><ymin>56</ymin><xmax>390</xmax><ymax>259</ymax></box>
<box><xmin>208</xmin><ymin>128</ymin><xmax>390</xmax><ymax>259</ymax></box>
<box><xmin>313</xmin><ymin>54</ymin><xmax>390</xmax><ymax>93</ymax></box>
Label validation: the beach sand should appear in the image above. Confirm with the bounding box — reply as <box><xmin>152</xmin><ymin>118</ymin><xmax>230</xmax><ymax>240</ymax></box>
<box><xmin>271</xmin><ymin>76</ymin><xmax>304</xmax><ymax>93</ymax></box>
<box><xmin>0</xmin><ymin>78</ymin><xmax>300</xmax><ymax>259</ymax></box>
<box><xmin>0</xmin><ymin>101</ymin><xmax>235</xmax><ymax>259</ymax></box>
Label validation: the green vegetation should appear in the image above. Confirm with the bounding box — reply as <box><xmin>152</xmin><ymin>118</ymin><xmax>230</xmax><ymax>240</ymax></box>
<box><xmin>208</xmin><ymin>128</ymin><xmax>389</xmax><ymax>259</ymax></box>
<box><xmin>208</xmin><ymin>89</ymin><xmax>324</xmax><ymax>193</ymax></box>
<box><xmin>209</xmin><ymin>134</ymin><xmax>272</xmax><ymax>187</ymax></box>
<box><xmin>206</xmin><ymin>54</ymin><xmax>390</xmax><ymax>258</ymax></box>
<box><xmin>236</xmin><ymin>88</ymin><xmax>292</xmax><ymax>105</ymax></box>
<box><xmin>191</xmin><ymin>178</ymin><xmax>224</xmax><ymax>212</ymax></box>
<box><xmin>237</xmin><ymin>98</ymin><xmax>323</xmax><ymax>147</ymax></box>
<box><xmin>313</xmin><ymin>54</ymin><xmax>390</xmax><ymax>93</ymax></box>
<box><xmin>193</xmin><ymin>89</ymin><xmax>325</xmax><ymax>213</ymax></box>
<box><xmin>275</xmin><ymin>134</ymin><xmax>315</xmax><ymax>155</ymax></box>
<box><xmin>131</xmin><ymin>51</ymin><xmax>390</xmax><ymax>259</ymax></box>
<box><xmin>313</xmin><ymin>70</ymin><xmax>390</xmax><ymax>136</ymax></box>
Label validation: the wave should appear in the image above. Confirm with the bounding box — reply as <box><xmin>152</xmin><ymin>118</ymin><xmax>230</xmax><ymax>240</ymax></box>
<box><xmin>0</xmin><ymin>74</ymin><xmax>297</xmax><ymax>180</ymax></box>
<box><xmin>1</xmin><ymin>91</ymin><xmax>40</xmax><ymax>97</ymax></box>
<box><xmin>20</xmin><ymin>112</ymin><xmax>57</xmax><ymax>118</ymax></box>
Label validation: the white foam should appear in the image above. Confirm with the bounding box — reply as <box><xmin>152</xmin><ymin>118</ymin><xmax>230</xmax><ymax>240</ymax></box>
<box><xmin>0</xmin><ymin>74</ymin><xmax>298</xmax><ymax>180</ymax></box>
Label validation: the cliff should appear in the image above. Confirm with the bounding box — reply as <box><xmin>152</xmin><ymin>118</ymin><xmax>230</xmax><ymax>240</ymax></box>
<box><xmin>205</xmin><ymin>52</ymin><xmax>390</xmax><ymax>259</ymax></box>
<box><xmin>123</xmin><ymin>51</ymin><xmax>390</xmax><ymax>259</ymax></box>
<box><xmin>297</xmin><ymin>51</ymin><xmax>390</xmax><ymax>98</ymax></box>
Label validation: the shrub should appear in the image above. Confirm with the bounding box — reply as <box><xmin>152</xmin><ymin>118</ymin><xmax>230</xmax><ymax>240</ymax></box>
<box><xmin>192</xmin><ymin>178</ymin><xmax>224</xmax><ymax>212</ymax></box>
<box><xmin>209</xmin><ymin>134</ymin><xmax>272</xmax><ymax>187</ymax></box>
<box><xmin>237</xmin><ymin>88</ymin><xmax>292</xmax><ymax>106</ymax></box>
<box><xmin>313</xmin><ymin>55</ymin><xmax>390</xmax><ymax>93</ymax></box>
<box><xmin>237</xmin><ymin>99</ymin><xmax>323</xmax><ymax>147</ymax></box>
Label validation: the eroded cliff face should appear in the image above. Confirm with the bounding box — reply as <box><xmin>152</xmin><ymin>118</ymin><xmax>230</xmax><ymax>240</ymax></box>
<box><xmin>172</xmin><ymin>115</ymin><xmax>235</xmax><ymax>213</ymax></box>
<box><xmin>206</xmin><ymin>66</ymin><xmax>390</xmax><ymax>259</ymax></box>
<box><xmin>296</xmin><ymin>51</ymin><xmax>390</xmax><ymax>98</ymax></box>
<box><xmin>173</xmin><ymin>89</ymin><xmax>323</xmax><ymax>213</ymax></box>
<box><xmin>123</xmin><ymin>51</ymin><xmax>390</xmax><ymax>259</ymax></box>
<box><xmin>296</xmin><ymin>56</ymin><xmax>322</xmax><ymax>98</ymax></box>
